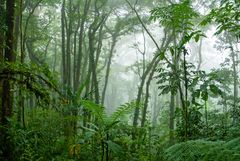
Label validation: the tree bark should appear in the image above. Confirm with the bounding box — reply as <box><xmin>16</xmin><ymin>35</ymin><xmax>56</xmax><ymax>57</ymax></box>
<box><xmin>0</xmin><ymin>0</ymin><xmax>5</xmax><ymax>125</ymax></box>
<box><xmin>66</xmin><ymin>0</ymin><xmax>73</xmax><ymax>88</ymax></box>
<box><xmin>141</xmin><ymin>58</ymin><xmax>160</xmax><ymax>127</ymax></box>
<box><xmin>1</xmin><ymin>0</ymin><xmax>15</xmax><ymax>160</ymax></box>
<box><xmin>169</xmin><ymin>90</ymin><xmax>175</xmax><ymax>142</ymax></box>
<box><xmin>0</xmin><ymin>0</ymin><xmax>5</xmax><ymax>61</ymax></box>
<box><xmin>61</xmin><ymin>0</ymin><xmax>67</xmax><ymax>87</ymax></box>
<box><xmin>197</xmin><ymin>39</ymin><xmax>202</xmax><ymax>71</ymax></box>
<box><xmin>74</xmin><ymin>0</ymin><xmax>91</xmax><ymax>91</ymax></box>
<box><xmin>230</xmin><ymin>43</ymin><xmax>238</xmax><ymax>125</ymax></box>
<box><xmin>101</xmin><ymin>35</ymin><xmax>117</xmax><ymax>105</ymax></box>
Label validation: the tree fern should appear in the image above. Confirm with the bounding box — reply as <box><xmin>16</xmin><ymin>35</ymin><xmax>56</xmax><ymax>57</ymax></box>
<box><xmin>81</xmin><ymin>100</ymin><xmax>137</xmax><ymax>159</ymax></box>
<box><xmin>81</xmin><ymin>100</ymin><xmax>137</xmax><ymax>129</ymax></box>
<box><xmin>107</xmin><ymin>101</ymin><xmax>136</xmax><ymax>126</ymax></box>
<box><xmin>81</xmin><ymin>100</ymin><xmax>106</xmax><ymax>124</ymax></box>
<box><xmin>204</xmin><ymin>138</ymin><xmax>240</xmax><ymax>161</ymax></box>
<box><xmin>164</xmin><ymin>138</ymin><xmax>240</xmax><ymax>161</ymax></box>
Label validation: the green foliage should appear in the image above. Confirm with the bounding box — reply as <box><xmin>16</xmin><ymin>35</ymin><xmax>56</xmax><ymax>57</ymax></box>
<box><xmin>150</xmin><ymin>0</ymin><xmax>199</xmax><ymax>32</ymax></box>
<box><xmin>150</xmin><ymin>0</ymin><xmax>207</xmax><ymax>51</ymax></box>
<box><xmin>9</xmin><ymin>109</ymin><xmax>67</xmax><ymax>161</ymax></box>
<box><xmin>157</xmin><ymin>61</ymin><xmax>223</xmax><ymax>101</ymax></box>
<box><xmin>0</xmin><ymin>62</ymin><xmax>60</xmax><ymax>105</ymax></box>
<box><xmin>108</xmin><ymin>101</ymin><xmax>136</xmax><ymax>124</ymax></box>
<box><xmin>201</xmin><ymin>0</ymin><xmax>240</xmax><ymax>38</ymax></box>
<box><xmin>176</xmin><ymin>106</ymin><xmax>204</xmax><ymax>140</ymax></box>
<box><xmin>2</xmin><ymin>0</ymin><xmax>240</xmax><ymax>160</ymax></box>
<box><xmin>157</xmin><ymin>59</ymin><xmax>224</xmax><ymax>140</ymax></box>
<box><xmin>191</xmin><ymin>71</ymin><xmax>223</xmax><ymax>102</ymax></box>
<box><xmin>156</xmin><ymin>65</ymin><xmax>180</xmax><ymax>95</ymax></box>
<box><xmin>150</xmin><ymin>0</ymin><xmax>205</xmax><ymax>61</ymax></box>
<box><xmin>164</xmin><ymin>138</ymin><xmax>240</xmax><ymax>161</ymax></box>
<box><xmin>82</xmin><ymin>100</ymin><xmax>136</xmax><ymax>129</ymax></box>
<box><xmin>76</xmin><ymin>100</ymin><xmax>137</xmax><ymax>160</ymax></box>
<box><xmin>164</xmin><ymin>139</ymin><xmax>222</xmax><ymax>161</ymax></box>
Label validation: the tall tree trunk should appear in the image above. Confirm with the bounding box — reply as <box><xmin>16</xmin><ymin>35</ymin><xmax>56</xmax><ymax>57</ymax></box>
<box><xmin>61</xmin><ymin>0</ymin><xmax>67</xmax><ymax>87</ymax></box>
<box><xmin>88</xmin><ymin>31</ymin><xmax>100</xmax><ymax>103</ymax></box>
<box><xmin>74</xmin><ymin>0</ymin><xmax>91</xmax><ymax>91</ymax></box>
<box><xmin>133</xmin><ymin>59</ymin><xmax>156</xmax><ymax>128</ymax></box>
<box><xmin>169</xmin><ymin>90</ymin><xmax>175</xmax><ymax>142</ymax></box>
<box><xmin>52</xmin><ymin>38</ymin><xmax>58</xmax><ymax>72</ymax></box>
<box><xmin>0</xmin><ymin>0</ymin><xmax>5</xmax><ymax>61</ymax></box>
<box><xmin>0</xmin><ymin>0</ymin><xmax>5</xmax><ymax>125</ymax></box>
<box><xmin>197</xmin><ymin>39</ymin><xmax>202</xmax><ymax>71</ymax></box>
<box><xmin>132</xmin><ymin>29</ymin><xmax>172</xmax><ymax>129</ymax></box>
<box><xmin>1</xmin><ymin>0</ymin><xmax>15</xmax><ymax>160</ymax></box>
<box><xmin>101</xmin><ymin>35</ymin><xmax>117</xmax><ymax>105</ymax></box>
<box><xmin>141</xmin><ymin>58</ymin><xmax>160</xmax><ymax>127</ymax></box>
<box><xmin>88</xmin><ymin>12</ymin><xmax>106</xmax><ymax>103</ymax></box>
<box><xmin>18</xmin><ymin>0</ymin><xmax>26</xmax><ymax>128</ymax></box>
<box><xmin>168</xmin><ymin>31</ymin><xmax>178</xmax><ymax>142</ymax></box>
<box><xmin>230</xmin><ymin>44</ymin><xmax>238</xmax><ymax>125</ymax></box>
<box><xmin>66</xmin><ymin>0</ymin><xmax>72</xmax><ymax>88</ymax></box>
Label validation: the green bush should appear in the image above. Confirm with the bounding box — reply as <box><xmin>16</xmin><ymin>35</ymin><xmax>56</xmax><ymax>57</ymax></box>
<box><xmin>10</xmin><ymin>108</ymin><xmax>68</xmax><ymax>161</ymax></box>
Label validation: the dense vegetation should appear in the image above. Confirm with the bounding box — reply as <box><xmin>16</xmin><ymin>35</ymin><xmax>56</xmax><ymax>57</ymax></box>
<box><xmin>0</xmin><ymin>0</ymin><xmax>240</xmax><ymax>160</ymax></box>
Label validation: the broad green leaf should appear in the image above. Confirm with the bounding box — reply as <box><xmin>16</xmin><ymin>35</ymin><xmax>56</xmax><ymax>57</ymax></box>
<box><xmin>159</xmin><ymin>51</ymin><xmax>165</xmax><ymax>60</ymax></box>
<box><xmin>194</xmin><ymin>34</ymin><xmax>200</xmax><ymax>42</ymax></box>
<box><xmin>170</xmin><ymin>47</ymin><xmax>175</xmax><ymax>56</ymax></box>
<box><xmin>209</xmin><ymin>84</ymin><xmax>222</xmax><ymax>96</ymax></box>
<box><xmin>201</xmin><ymin>91</ymin><xmax>208</xmax><ymax>101</ymax></box>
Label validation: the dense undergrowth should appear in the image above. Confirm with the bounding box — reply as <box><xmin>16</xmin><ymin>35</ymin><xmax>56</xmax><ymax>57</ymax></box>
<box><xmin>4</xmin><ymin>107</ymin><xmax>240</xmax><ymax>161</ymax></box>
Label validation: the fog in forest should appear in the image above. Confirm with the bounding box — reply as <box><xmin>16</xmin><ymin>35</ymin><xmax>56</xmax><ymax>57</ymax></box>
<box><xmin>0</xmin><ymin>0</ymin><xmax>240</xmax><ymax>160</ymax></box>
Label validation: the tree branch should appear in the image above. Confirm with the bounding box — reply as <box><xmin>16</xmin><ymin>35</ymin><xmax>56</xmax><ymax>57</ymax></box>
<box><xmin>125</xmin><ymin>0</ymin><xmax>172</xmax><ymax>66</ymax></box>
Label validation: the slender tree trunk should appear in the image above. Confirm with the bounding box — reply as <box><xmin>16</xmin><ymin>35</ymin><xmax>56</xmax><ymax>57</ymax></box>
<box><xmin>88</xmin><ymin>13</ymin><xmax>106</xmax><ymax>103</ymax></box>
<box><xmin>169</xmin><ymin>31</ymin><xmax>177</xmax><ymax>142</ymax></box>
<box><xmin>133</xmin><ymin>61</ymin><xmax>154</xmax><ymax>128</ymax></box>
<box><xmin>152</xmin><ymin>86</ymin><xmax>160</xmax><ymax>128</ymax></box>
<box><xmin>52</xmin><ymin>38</ymin><xmax>58</xmax><ymax>72</ymax></box>
<box><xmin>101</xmin><ymin>35</ymin><xmax>117</xmax><ymax>104</ymax></box>
<box><xmin>81</xmin><ymin>40</ymin><xmax>89</xmax><ymax>86</ymax></box>
<box><xmin>141</xmin><ymin>58</ymin><xmax>160</xmax><ymax>127</ymax></box>
<box><xmin>169</xmin><ymin>90</ymin><xmax>175</xmax><ymax>142</ymax></box>
<box><xmin>178</xmin><ymin>82</ymin><xmax>187</xmax><ymax>140</ymax></box>
<box><xmin>204</xmin><ymin>100</ymin><xmax>208</xmax><ymax>131</ymax></box>
<box><xmin>73</xmin><ymin>23</ymin><xmax>79</xmax><ymax>92</ymax></box>
<box><xmin>197</xmin><ymin>39</ymin><xmax>202</xmax><ymax>71</ymax></box>
<box><xmin>18</xmin><ymin>0</ymin><xmax>26</xmax><ymax>128</ymax></box>
<box><xmin>179</xmin><ymin>47</ymin><xmax>189</xmax><ymax>141</ymax></box>
<box><xmin>95</xmin><ymin>24</ymin><xmax>104</xmax><ymax>66</ymax></box>
<box><xmin>88</xmin><ymin>31</ymin><xmax>100</xmax><ymax>103</ymax></box>
<box><xmin>66</xmin><ymin>0</ymin><xmax>73</xmax><ymax>88</ymax></box>
<box><xmin>133</xmin><ymin>30</ymin><xmax>171</xmax><ymax>128</ymax></box>
<box><xmin>230</xmin><ymin>44</ymin><xmax>238</xmax><ymax>125</ymax></box>
<box><xmin>75</xmin><ymin>0</ymin><xmax>91</xmax><ymax>91</ymax></box>
<box><xmin>61</xmin><ymin>0</ymin><xmax>67</xmax><ymax>87</ymax></box>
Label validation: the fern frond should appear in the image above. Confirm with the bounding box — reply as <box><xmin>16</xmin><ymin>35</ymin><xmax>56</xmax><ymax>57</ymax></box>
<box><xmin>81</xmin><ymin>100</ymin><xmax>105</xmax><ymax>124</ymax></box>
<box><xmin>164</xmin><ymin>140</ymin><xmax>222</xmax><ymax>161</ymax></box>
<box><xmin>164</xmin><ymin>138</ymin><xmax>240</xmax><ymax>161</ymax></box>
<box><xmin>107</xmin><ymin>101</ymin><xmax>136</xmax><ymax>125</ymax></box>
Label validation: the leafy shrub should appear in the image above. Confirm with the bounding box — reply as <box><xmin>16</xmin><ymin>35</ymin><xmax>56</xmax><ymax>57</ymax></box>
<box><xmin>10</xmin><ymin>108</ymin><xmax>67</xmax><ymax>161</ymax></box>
